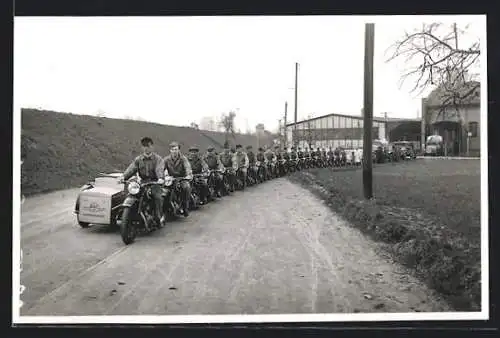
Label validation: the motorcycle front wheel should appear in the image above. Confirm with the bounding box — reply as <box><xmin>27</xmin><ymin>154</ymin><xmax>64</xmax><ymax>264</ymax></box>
<box><xmin>120</xmin><ymin>207</ymin><xmax>137</xmax><ymax>245</ymax></box>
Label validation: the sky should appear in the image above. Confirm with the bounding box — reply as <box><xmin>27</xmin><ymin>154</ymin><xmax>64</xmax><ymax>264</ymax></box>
<box><xmin>14</xmin><ymin>15</ymin><xmax>485</xmax><ymax>132</ymax></box>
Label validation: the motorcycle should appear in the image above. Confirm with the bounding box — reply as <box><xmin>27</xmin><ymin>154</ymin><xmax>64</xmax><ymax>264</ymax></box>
<box><xmin>266</xmin><ymin>160</ymin><xmax>277</xmax><ymax>179</ymax></box>
<box><xmin>234</xmin><ymin>167</ymin><xmax>246</xmax><ymax>190</ymax></box>
<box><xmin>313</xmin><ymin>155</ymin><xmax>322</xmax><ymax>168</ymax></box>
<box><xmin>163</xmin><ymin>176</ymin><xmax>191</xmax><ymax>219</ymax></box>
<box><xmin>191</xmin><ymin>172</ymin><xmax>210</xmax><ymax>207</ymax></box>
<box><xmin>223</xmin><ymin>167</ymin><xmax>236</xmax><ymax>194</ymax></box>
<box><xmin>255</xmin><ymin>161</ymin><xmax>266</xmax><ymax>183</ymax></box>
<box><xmin>288</xmin><ymin>158</ymin><xmax>299</xmax><ymax>172</ymax></box>
<box><xmin>208</xmin><ymin>168</ymin><xmax>224</xmax><ymax>199</ymax></box>
<box><xmin>119</xmin><ymin>179</ymin><xmax>164</xmax><ymax>245</ymax></box>
<box><xmin>327</xmin><ymin>154</ymin><xmax>334</xmax><ymax>167</ymax></box>
<box><xmin>278</xmin><ymin>159</ymin><xmax>288</xmax><ymax>176</ymax></box>
<box><xmin>247</xmin><ymin>164</ymin><xmax>258</xmax><ymax>186</ymax></box>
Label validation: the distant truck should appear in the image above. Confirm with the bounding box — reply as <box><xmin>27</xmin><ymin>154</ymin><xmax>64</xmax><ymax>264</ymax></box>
<box><xmin>425</xmin><ymin>135</ymin><xmax>444</xmax><ymax>156</ymax></box>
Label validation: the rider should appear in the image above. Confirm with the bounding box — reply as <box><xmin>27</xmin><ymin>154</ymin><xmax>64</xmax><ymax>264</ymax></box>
<box><xmin>264</xmin><ymin>145</ymin><xmax>277</xmax><ymax>177</ymax></box>
<box><xmin>274</xmin><ymin>145</ymin><xmax>284</xmax><ymax>175</ymax></box>
<box><xmin>163</xmin><ymin>141</ymin><xmax>193</xmax><ymax>217</ymax></box>
<box><xmin>303</xmin><ymin>147</ymin><xmax>311</xmax><ymax>166</ymax></box>
<box><xmin>256</xmin><ymin>147</ymin><xmax>267</xmax><ymax>178</ymax></box>
<box><xmin>119</xmin><ymin>137</ymin><xmax>165</xmax><ymax>225</ymax></box>
<box><xmin>234</xmin><ymin>144</ymin><xmax>249</xmax><ymax>189</ymax></box>
<box><xmin>187</xmin><ymin>145</ymin><xmax>210</xmax><ymax>205</ymax></box>
<box><xmin>290</xmin><ymin>146</ymin><xmax>298</xmax><ymax>161</ymax></box>
<box><xmin>327</xmin><ymin>147</ymin><xmax>334</xmax><ymax>166</ymax></box>
<box><xmin>283</xmin><ymin>147</ymin><xmax>290</xmax><ymax>162</ymax></box>
<box><xmin>219</xmin><ymin>143</ymin><xmax>238</xmax><ymax>192</ymax></box>
<box><xmin>315</xmin><ymin>147</ymin><xmax>322</xmax><ymax>166</ymax></box>
<box><xmin>203</xmin><ymin>146</ymin><xmax>225</xmax><ymax>198</ymax></box>
<box><xmin>246</xmin><ymin>145</ymin><xmax>256</xmax><ymax>166</ymax></box>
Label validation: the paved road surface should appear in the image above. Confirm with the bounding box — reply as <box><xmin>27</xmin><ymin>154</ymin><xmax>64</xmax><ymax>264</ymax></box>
<box><xmin>20</xmin><ymin>179</ymin><xmax>450</xmax><ymax>316</ymax></box>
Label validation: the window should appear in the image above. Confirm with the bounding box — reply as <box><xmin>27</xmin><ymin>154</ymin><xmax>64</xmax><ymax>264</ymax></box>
<box><xmin>346</xmin><ymin>117</ymin><xmax>352</xmax><ymax>128</ymax></box>
<box><xmin>333</xmin><ymin>116</ymin><xmax>339</xmax><ymax>128</ymax></box>
<box><xmin>359</xmin><ymin>120</ymin><xmax>363</xmax><ymax>128</ymax></box>
<box><xmin>339</xmin><ymin>117</ymin><xmax>345</xmax><ymax>128</ymax></box>
<box><xmin>468</xmin><ymin>122</ymin><xmax>478</xmax><ymax>137</ymax></box>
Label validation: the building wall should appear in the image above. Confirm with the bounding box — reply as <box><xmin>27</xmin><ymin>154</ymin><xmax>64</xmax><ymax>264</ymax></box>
<box><xmin>426</xmin><ymin>104</ymin><xmax>480</xmax><ymax>154</ymax></box>
<box><xmin>286</xmin><ymin>114</ymin><xmax>386</xmax><ymax>150</ymax></box>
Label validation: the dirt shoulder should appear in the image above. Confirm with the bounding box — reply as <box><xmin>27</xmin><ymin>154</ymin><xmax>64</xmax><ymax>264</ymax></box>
<box><xmin>22</xmin><ymin>179</ymin><xmax>449</xmax><ymax>316</ymax></box>
<box><xmin>288</xmin><ymin>165</ymin><xmax>481</xmax><ymax>312</ymax></box>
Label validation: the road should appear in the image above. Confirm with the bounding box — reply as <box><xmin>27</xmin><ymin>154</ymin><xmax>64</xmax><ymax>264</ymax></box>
<box><xmin>20</xmin><ymin>178</ymin><xmax>450</xmax><ymax>316</ymax></box>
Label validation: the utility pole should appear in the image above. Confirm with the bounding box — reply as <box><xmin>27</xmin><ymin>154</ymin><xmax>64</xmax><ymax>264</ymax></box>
<box><xmin>362</xmin><ymin>23</ymin><xmax>375</xmax><ymax>200</ymax></box>
<box><xmin>294</xmin><ymin>62</ymin><xmax>299</xmax><ymax>148</ymax></box>
<box><xmin>284</xmin><ymin>101</ymin><xmax>288</xmax><ymax>149</ymax></box>
<box><xmin>278</xmin><ymin>119</ymin><xmax>282</xmax><ymax>147</ymax></box>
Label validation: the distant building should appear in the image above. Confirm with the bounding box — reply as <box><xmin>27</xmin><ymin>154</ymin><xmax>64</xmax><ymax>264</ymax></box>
<box><xmin>285</xmin><ymin>113</ymin><xmax>388</xmax><ymax>150</ymax></box>
<box><xmin>421</xmin><ymin>81</ymin><xmax>480</xmax><ymax>156</ymax></box>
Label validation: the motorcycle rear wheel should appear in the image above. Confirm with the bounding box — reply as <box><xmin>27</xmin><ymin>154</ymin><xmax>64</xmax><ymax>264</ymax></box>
<box><xmin>120</xmin><ymin>207</ymin><xmax>137</xmax><ymax>245</ymax></box>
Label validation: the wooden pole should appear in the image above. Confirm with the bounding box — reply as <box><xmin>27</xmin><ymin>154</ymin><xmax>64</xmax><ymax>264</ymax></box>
<box><xmin>284</xmin><ymin>101</ymin><xmax>288</xmax><ymax>149</ymax></box>
<box><xmin>294</xmin><ymin>62</ymin><xmax>299</xmax><ymax>148</ymax></box>
<box><xmin>362</xmin><ymin>23</ymin><xmax>375</xmax><ymax>200</ymax></box>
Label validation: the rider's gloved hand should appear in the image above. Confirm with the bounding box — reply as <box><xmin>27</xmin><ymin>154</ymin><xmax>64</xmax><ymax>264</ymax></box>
<box><xmin>158</xmin><ymin>178</ymin><xmax>165</xmax><ymax>185</ymax></box>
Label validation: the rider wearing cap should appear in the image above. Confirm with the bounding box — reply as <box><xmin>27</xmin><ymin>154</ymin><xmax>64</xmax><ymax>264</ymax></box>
<box><xmin>290</xmin><ymin>146</ymin><xmax>298</xmax><ymax>161</ymax></box>
<box><xmin>246</xmin><ymin>145</ymin><xmax>258</xmax><ymax>184</ymax></box>
<box><xmin>163</xmin><ymin>141</ymin><xmax>192</xmax><ymax>217</ymax></box>
<box><xmin>203</xmin><ymin>146</ymin><xmax>225</xmax><ymax>198</ymax></box>
<box><xmin>234</xmin><ymin>144</ymin><xmax>249</xmax><ymax>189</ymax></box>
<box><xmin>255</xmin><ymin>147</ymin><xmax>267</xmax><ymax>179</ymax></box>
<box><xmin>246</xmin><ymin>145</ymin><xmax>256</xmax><ymax>166</ymax></box>
<box><xmin>119</xmin><ymin>137</ymin><xmax>165</xmax><ymax>225</ymax></box>
<box><xmin>264</xmin><ymin>145</ymin><xmax>277</xmax><ymax>177</ymax></box>
<box><xmin>327</xmin><ymin>146</ymin><xmax>334</xmax><ymax>166</ymax></box>
<box><xmin>187</xmin><ymin>145</ymin><xmax>210</xmax><ymax>204</ymax></box>
<box><xmin>219</xmin><ymin>143</ymin><xmax>238</xmax><ymax>192</ymax></box>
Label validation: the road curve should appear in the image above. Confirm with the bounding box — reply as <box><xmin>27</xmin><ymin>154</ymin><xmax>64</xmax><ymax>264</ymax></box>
<box><xmin>20</xmin><ymin>178</ymin><xmax>450</xmax><ymax>316</ymax></box>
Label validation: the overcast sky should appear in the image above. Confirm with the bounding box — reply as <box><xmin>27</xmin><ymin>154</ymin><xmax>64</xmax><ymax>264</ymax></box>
<box><xmin>14</xmin><ymin>15</ymin><xmax>484</xmax><ymax>132</ymax></box>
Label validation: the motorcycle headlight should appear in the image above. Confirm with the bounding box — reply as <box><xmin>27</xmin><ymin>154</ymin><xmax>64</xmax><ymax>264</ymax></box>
<box><xmin>165</xmin><ymin>176</ymin><xmax>174</xmax><ymax>187</ymax></box>
<box><xmin>128</xmin><ymin>181</ymin><xmax>140</xmax><ymax>195</ymax></box>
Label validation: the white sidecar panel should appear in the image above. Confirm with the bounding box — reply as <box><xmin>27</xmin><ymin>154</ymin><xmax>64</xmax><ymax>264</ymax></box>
<box><xmin>78</xmin><ymin>186</ymin><xmax>123</xmax><ymax>224</ymax></box>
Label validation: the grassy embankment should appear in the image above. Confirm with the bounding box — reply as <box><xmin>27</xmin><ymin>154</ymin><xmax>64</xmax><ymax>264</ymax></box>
<box><xmin>21</xmin><ymin>109</ymin><xmax>270</xmax><ymax>196</ymax></box>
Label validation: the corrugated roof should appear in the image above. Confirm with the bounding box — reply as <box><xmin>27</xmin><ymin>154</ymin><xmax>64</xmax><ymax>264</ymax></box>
<box><xmin>285</xmin><ymin>113</ymin><xmax>419</xmax><ymax>127</ymax></box>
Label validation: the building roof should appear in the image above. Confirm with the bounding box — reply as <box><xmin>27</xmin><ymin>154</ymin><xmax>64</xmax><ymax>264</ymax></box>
<box><xmin>425</xmin><ymin>81</ymin><xmax>480</xmax><ymax>107</ymax></box>
<box><xmin>285</xmin><ymin>112</ymin><xmax>419</xmax><ymax>127</ymax></box>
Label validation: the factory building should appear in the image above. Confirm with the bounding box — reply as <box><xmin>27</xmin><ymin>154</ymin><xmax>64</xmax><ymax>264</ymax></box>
<box><xmin>285</xmin><ymin>113</ymin><xmax>388</xmax><ymax>150</ymax></box>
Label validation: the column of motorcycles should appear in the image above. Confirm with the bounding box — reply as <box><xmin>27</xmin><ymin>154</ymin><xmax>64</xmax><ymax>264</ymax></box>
<box><xmin>118</xmin><ymin>150</ymin><xmax>354</xmax><ymax>245</ymax></box>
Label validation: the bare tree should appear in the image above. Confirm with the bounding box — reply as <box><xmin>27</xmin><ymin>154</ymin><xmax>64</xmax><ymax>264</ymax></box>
<box><xmin>386</xmin><ymin>22</ymin><xmax>480</xmax><ymax>117</ymax></box>
<box><xmin>219</xmin><ymin>110</ymin><xmax>237</xmax><ymax>146</ymax></box>
<box><xmin>190</xmin><ymin>122</ymin><xmax>199</xmax><ymax>129</ymax></box>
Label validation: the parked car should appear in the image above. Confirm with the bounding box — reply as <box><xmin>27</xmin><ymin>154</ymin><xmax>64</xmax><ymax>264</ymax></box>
<box><xmin>74</xmin><ymin>172</ymin><xmax>127</xmax><ymax>229</ymax></box>
<box><xmin>392</xmin><ymin>141</ymin><xmax>417</xmax><ymax>160</ymax></box>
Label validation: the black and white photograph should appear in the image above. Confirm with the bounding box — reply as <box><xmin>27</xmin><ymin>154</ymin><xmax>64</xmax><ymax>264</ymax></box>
<box><xmin>13</xmin><ymin>14</ymin><xmax>488</xmax><ymax>324</ymax></box>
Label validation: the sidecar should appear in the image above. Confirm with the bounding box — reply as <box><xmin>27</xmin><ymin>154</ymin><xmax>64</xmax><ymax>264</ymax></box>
<box><xmin>74</xmin><ymin>172</ymin><xmax>127</xmax><ymax>228</ymax></box>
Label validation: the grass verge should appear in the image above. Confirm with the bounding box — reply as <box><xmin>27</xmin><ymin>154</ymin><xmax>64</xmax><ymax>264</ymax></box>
<box><xmin>288</xmin><ymin>160</ymin><xmax>481</xmax><ymax>311</ymax></box>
